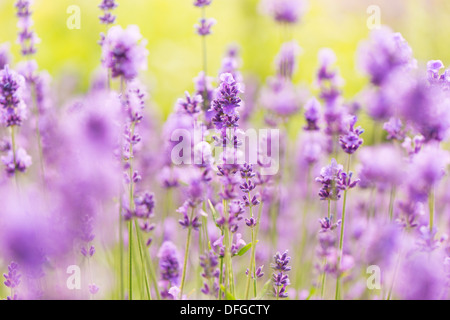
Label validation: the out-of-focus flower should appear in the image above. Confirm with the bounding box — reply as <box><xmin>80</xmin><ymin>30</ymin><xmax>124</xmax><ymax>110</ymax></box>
<box><xmin>99</xmin><ymin>0</ymin><xmax>118</xmax><ymax>25</ymax></box>
<box><xmin>383</xmin><ymin>117</ymin><xmax>405</xmax><ymax>141</ymax></box>
<box><xmin>275</xmin><ymin>41</ymin><xmax>302</xmax><ymax>80</ymax></box>
<box><xmin>3</xmin><ymin>262</ymin><xmax>21</xmax><ymax>289</ymax></box>
<box><xmin>158</xmin><ymin>241</ymin><xmax>181</xmax><ymax>289</ymax></box>
<box><xmin>194</xmin><ymin>0</ymin><xmax>212</xmax><ymax>7</ymax></box>
<box><xmin>260</xmin><ymin>0</ymin><xmax>307</xmax><ymax>25</ymax></box>
<box><xmin>15</xmin><ymin>0</ymin><xmax>40</xmax><ymax>57</ymax></box>
<box><xmin>358</xmin><ymin>27</ymin><xmax>416</xmax><ymax>86</ymax></box>
<box><xmin>397</xmin><ymin>253</ymin><xmax>446</xmax><ymax>300</ymax></box>
<box><xmin>1</xmin><ymin>147</ymin><xmax>32</xmax><ymax>176</ymax></box>
<box><xmin>358</xmin><ymin>144</ymin><xmax>404</xmax><ymax>190</ymax></box>
<box><xmin>0</xmin><ymin>43</ymin><xmax>12</xmax><ymax>70</ymax></box>
<box><xmin>89</xmin><ymin>284</ymin><xmax>100</xmax><ymax>295</ymax></box>
<box><xmin>101</xmin><ymin>25</ymin><xmax>148</xmax><ymax>80</ymax></box>
<box><xmin>176</xmin><ymin>91</ymin><xmax>203</xmax><ymax>116</ymax></box>
<box><xmin>406</xmin><ymin>145</ymin><xmax>449</xmax><ymax>202</ymax></box>
<box><xmin>195</xmin><ymin>18</ymin><xmax>216</xmax><ymax>36</ymax></box>
<box><xmin>260</xmin><ymin>76</ymin><xmax>303</xmax><ymax>118</ymax></box>
<box><xmin>303</xmin><ymin>98</ymin><xmax>321</xmax><ymax>131</ymax></box>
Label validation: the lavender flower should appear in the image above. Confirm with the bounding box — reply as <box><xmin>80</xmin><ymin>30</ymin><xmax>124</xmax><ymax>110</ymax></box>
<box><xmin>99</xmin><ymin>0</ymin><xmax>118</xmax><ymax>25</ymax></box>
<box><xmin>0</xmin><ymin>66</ymin><xmax>27</xmax><ymax>127</ymax></box>
<box><xmin>177</xmin><ymin>201</ymin><xmax>202</xmax><ymax>231</ymax></box>
<box><xmin>339</xmin><ymin>116</ymin><xmax>364</xmax><ymax>154</ymax></box>
<box><xmin>406</xmin><ymin>145</ymin><xmax>449</xmax><ymax>202</ymax></box>
<box><xmin>260</xmin><ymin>76</ymin><xmax>302</xmax><ymax>118</ymax></box>
<box><xmin>2</xmin><ymin>148</ymin><xmax>32</xmax><ymax>176</ymax></box>
<box><xmin>176</xmin><ymin>91</ymin><xmax>203</xmax><ymax>116</ymax></box>
<box><xmin>319</xmin><ymin>216</ymin><xmax>341</xmax><ymax>233</ymax></box>
<box><xmin>195</xmin><ymin>18</ymin><xmax>216</xmax><ymax>36</ymax></box>
<box><xmin>158</xmin><ymin>241</ymin><xmax>181</xmax><ymax>298</ymax></box>
<box><xmin>210</xmin><ymin>73</ymin><xmax>243</xmax><ymax>131</ymax></box>
<box><xmin>101</xmin><ymin>25</ymin><xmax>148</xmax><ymax>80</ymax></box>
<box><xmin>316</xmin><ymin>158</ymin><xmax>343</xmax><ymax>201</ymax></box>
<box><xmin>194</xmin><ymin>0</ymin><xmax>212</xmax><ymax>7</ymax></box>
<box><xmin>303</xmin><ymin>98</ymin><xmax>321</xmax><ymax>131</ymax></box>
<box><xmin>358</xmin><ymin>145</ymin><xmax>403</xmax><ymax>190</ymax></box>
<box><xmin>260</xmin><ymin>0</ymin><xmax>307</xmax><ymax>24</ymax></box>
<box><xmin>316</xmin><ymin>48</ymin><xmax>343</xmax><ymax>106</ymax></box>
<box><xmin>3</xmin><ymin>262</ymin><xmax>21</xmax><ymax>289</ymax></box>
<box><xmin>383</xmin><ymin>117</ymin><xmax>405</xmax><ymax>141</ymax></box>
<box><xmin>15</xmin><ymin>0</ymin><xmax>39</xmax><ymax>57</ymax></box>
<box><xmin>358</xmin><ymin>28</ymin><xmax>416</xmax><ymax>86</ymax></box>
<box><xmin>271</xmin><ymin>250</ymin><xmax>291</xmax><ymax>298</ymax></box>
<box><xmin>199</xmin><ymin>250</ymin><xmax>220</xmax><ymax>296</ymax></box>
<box><xmin>275</xmin><ymin>41</ymin><xmax>301</xmax><ymax>79</ymax></box>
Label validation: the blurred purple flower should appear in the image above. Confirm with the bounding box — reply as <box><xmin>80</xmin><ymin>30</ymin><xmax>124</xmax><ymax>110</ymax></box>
<box><xmin>101</xmin><ymin>25</ymin><xmax>148</xmax><ymax>80</ymax></box>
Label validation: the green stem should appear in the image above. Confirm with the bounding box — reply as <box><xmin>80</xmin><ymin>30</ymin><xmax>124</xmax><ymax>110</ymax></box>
<box><xmin>321</xmin><ymin>200</ymin><xmax>331</xmax><ymax>299</ymax></box>
<box><xmin>134</xmin><ymin>220</ymin><xmax>151</xmax><ymax>300</ymax></box>
<box><xmin>389</xmin><ymin>186</ymin><xmax>396</xmax><ymax>221</ymax></box>
<box><xmin>244</xmin><ymin>180</ymin><xmax>256</xmax><ymax>299</ymax></box>
<box><xmin>128</xmin><ymin>220</ymin><xmax>133</xmax><ymax>300</ymax></box>
<box><xmin>335</xmin><ymin>154</ymin><xmax>351</xmax><ymax>300</ymax></box>
<box><xmin>180</xmin><ymin>208</ymin><xmax>195</xmax><ymax>298</ymax></box>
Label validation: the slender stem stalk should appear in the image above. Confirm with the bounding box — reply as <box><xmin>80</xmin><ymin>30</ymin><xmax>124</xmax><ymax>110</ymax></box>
<box><xmin>180</xmin><ymin>207</ymin><xmax>195</xmax><ymax>298</ymax></box>
<box><xmin>429</xmin><ymin>187</ymin><xmax>435</xmax><ymax>233</ymax></box>
<box><xmin>335</xmin><ymin>154</ymin><xmax>351</xmax><ymax>300</ymax></box>
<box><xmin>128</xmin><ymin>220</ymin><xmax>133</xmax><ymax>300</ymax></box>
<box><xmin>134</xmin><ymin>220</ymin><xmax>151</xmax><ymax>300</ymax></box>
<box><xmin>389</xmin><ymin>186</ymin><xmax>396</xmax><ymax>221</ymax></box>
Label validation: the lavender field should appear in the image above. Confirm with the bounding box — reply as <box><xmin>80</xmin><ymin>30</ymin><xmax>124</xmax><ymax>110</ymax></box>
<box><xmin>1</xmin><ymin>0</ymin><xmax>450</xmax><ymax>301</ymax></box>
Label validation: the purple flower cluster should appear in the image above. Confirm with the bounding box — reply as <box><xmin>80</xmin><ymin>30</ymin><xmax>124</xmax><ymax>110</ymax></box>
<box><xmin>260</xmin><ymin>0</ymin><xmax>307</xmax><ymax>24</ymax></box>
<box><xmin>339</xmin><ymin>116</ymin><xmax>364</xmax><ymax>154</ymax></box>
<box><xmin>199</xmin><ymin>250</ymin><xmax>220</xmax><ymax>296</ymax></box>
<box><xmin>99</xmin><ymin>0</ymin><xmax>118</xmax><ymax>25</ymax></box>
<box><xmin>158</xmin><ymin>241</ymin><xmax>181</xmax><ymax>298</ymax></box>
<box><xmin>0</xmin><ymin>66</ymin><xmax>27</xmax><ymax>127</ymax></box>
<box><xmin>271</xmin><ymin>250</ymin><xmax>291</xmax><ymax>298</ymax></box>
<box><xmin>101</xmin><ymin>25</ymin><xmax>148</xmax><ymax>81</ymax></box>
<box><xmin>15</xmin><ymin>0</ymin><xmax>39</xmax><ymax>57</ymax></box>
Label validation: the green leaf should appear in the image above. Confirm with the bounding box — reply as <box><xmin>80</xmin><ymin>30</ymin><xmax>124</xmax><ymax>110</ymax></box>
<box><xmin>220</xmin><ymin>285</ymin><xmax>236</xmax><ymax>300</ymax></box>
<box><xmin>207</xmin><ymin>199</ymin><xmax>220</xmax><ymax>227</ymax></box>
<box><xmin>306</xmin><ymin>286</ymin><xmax>316</xmax><ymax>300</ymax></box>
<box><xmin>236</xmin><ymin>241</ymin><xmax>258</xmax><ymax>257</ymax></box>
<box><xmin>255</xmin><ymin>280</ymin><xmax>272</xmax><ymax>300</ymax></box>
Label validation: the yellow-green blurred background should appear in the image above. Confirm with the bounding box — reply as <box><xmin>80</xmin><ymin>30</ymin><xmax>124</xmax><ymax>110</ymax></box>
<box><xmin>1</xmin><ymin>0</ymin><xmax>450</xmax><ymax>119</ymax></box>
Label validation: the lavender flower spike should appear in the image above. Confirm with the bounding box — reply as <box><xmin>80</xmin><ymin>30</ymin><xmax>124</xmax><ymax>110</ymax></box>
<box><xmin>194</xmin><ymin>0</ymin><xmax>212</xmax><ymax>7</ymax></box>
<box><xmin>195</xmin><ymin>18</ymin><xmax>216</xmax><ymax>36</ymax></box>
<box><xmin>0</xmin><ymin>65</ymin><xmax>27</xmax><ymax>127</ymax></box>
<box><xmin>99</xmin><ymin>0</ymin><xmax>118</xmax><ymax>25</ymax></box>
<box><xmin>339</xmin><ymin>115</ymin><xmax>364</xmax><ymax>155</ymax></box>
<box><xmin>3</xmin><ymin>262</ymin><xmax>21</xmax><ymax>289</ymax></box>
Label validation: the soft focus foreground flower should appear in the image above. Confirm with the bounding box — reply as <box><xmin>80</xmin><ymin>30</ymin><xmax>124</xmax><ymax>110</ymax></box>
<box><xmin>358</xmin><ymin>27</ymin><xmax>416</xmax><ymax>86</ymax></box>
<box><xmin>158</xmin><ymin>241</ymin><xmax>181</xmax><ymax>297</ymax></box>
